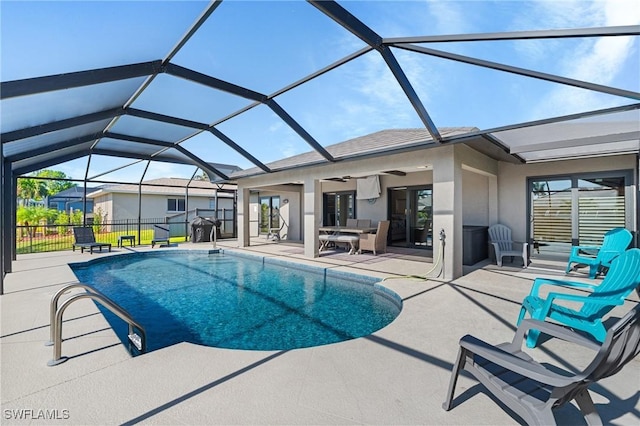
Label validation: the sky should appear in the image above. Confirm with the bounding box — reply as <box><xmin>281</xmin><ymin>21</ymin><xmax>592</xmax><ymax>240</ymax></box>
<box><xmin>1</xmin><ymin>0</ymin><xmax>639</xmax><ymax>184</ymax></box>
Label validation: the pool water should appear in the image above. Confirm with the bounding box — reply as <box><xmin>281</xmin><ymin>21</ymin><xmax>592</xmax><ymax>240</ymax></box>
<box><xmin>70</xmin><ymin>251</ymin><xmax>401</xmax><ymax>352</ymax></box>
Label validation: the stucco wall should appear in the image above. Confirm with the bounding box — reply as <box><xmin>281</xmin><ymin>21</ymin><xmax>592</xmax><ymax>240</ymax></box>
<box><xmin>94</xmin><ymin>193</ymin><xmax>231</xmax><ymax>221</ymax></box>
<box><xmin>461</xmin><ymin>168</ymin><xmax>490</xmax><ymax>226</ymax></box>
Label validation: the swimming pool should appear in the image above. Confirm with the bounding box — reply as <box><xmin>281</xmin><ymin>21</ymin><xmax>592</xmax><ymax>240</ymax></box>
<box><xmin>70</xmin><ymin>251</ymin><xmax>402</xmax><ymax>352</ymax></box>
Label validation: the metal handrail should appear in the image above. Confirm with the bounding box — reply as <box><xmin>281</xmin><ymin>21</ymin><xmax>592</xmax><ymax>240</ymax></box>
<box><xmin>46</xmin><ymin>283</ymin><xmax>146</xmax><ymax>366</ymax></box>
<box><xmin>46</xmin><ymin>283</ymin><xmax>96</xmax><ymax>346</ymax></box>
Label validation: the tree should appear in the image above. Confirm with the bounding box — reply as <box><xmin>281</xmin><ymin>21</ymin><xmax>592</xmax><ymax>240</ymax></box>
<box><xmin>33</xmin><ymin>169</ymin><xmax>75</xmax><ymax>195</ymax></box>
<box><xmin>17</xmin><ymin>169</ymin><xmax>76</xmax><ymax>207</ymax></box>
<box><xmin>17</xmin><ymin>178</ymin><xmax>47</xmax><ymax>205</ymax></box>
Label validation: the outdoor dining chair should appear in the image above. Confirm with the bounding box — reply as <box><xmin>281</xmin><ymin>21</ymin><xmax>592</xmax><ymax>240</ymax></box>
<box><xmin>358</xmin><ymin>221</ymin><xmax>389</xmax><ymax>255</ymax></box>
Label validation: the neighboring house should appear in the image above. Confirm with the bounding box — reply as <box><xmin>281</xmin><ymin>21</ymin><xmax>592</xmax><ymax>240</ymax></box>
<box><xmin>48</xmin><ymin>186</ymin><xmax>98</xmax><ymax>216</ymax></box>
<box><xmin>230</xmin><ymin>127</ymin><xmax>638</xmax><ymax>280</ymax></box>
<box><xmin>87</xmin><ymin>178</ymin><xmax>237</xmax><ymax>228</ymax></box>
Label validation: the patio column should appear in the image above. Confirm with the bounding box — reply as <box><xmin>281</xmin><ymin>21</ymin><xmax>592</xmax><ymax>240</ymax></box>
<box><xmin>303</xmin><ymin>177</ymin><xmax>320</xmax><ymax>258</ymax></box>
<box><xmin>237</xmin><ymin>186</ymin><xmax>251</xmax><ymax>247</ymax></box>
<box><xmin>432</xmin><ymin>146</ymin><xmax>464</xmax><ymax>279</ymax></box>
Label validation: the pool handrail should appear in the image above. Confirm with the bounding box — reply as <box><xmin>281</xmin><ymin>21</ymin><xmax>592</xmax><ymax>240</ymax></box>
<box><xmin>46</xmin><ymin>283</ymin><xmax>146</xmax><ymax>366</ymax></box>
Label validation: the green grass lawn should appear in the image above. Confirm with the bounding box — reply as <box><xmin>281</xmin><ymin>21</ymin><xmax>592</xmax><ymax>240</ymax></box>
<box><xmin>16</xmin><ymin>230</ymin><xmax>185</xmax><ymax>254</ymax></box>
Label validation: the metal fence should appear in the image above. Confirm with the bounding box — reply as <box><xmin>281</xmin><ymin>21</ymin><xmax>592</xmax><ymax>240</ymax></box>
<box><xmin>16</xmin><ymin>214</ymin><xmax>236</xmax><ymax>255</ymax></box>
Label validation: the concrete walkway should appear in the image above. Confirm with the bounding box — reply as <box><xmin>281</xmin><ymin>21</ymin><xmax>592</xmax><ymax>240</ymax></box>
<box><xmin>1</xmin><ymin>240</ymin><xmax>638</xmax><ymax>425</ymax></box>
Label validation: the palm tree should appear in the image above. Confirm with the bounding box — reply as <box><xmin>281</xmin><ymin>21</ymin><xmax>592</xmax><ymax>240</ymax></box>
<box><xmin>17</xmin><ymin>178</ymin><xmax>47</xmax><ymax>206</ymax></box>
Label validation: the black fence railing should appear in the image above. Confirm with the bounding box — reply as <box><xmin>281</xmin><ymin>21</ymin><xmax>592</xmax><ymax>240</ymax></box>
<box><xmin>15</xmin><ymin>216</ymin><xmax>235</xmax><ymax>255</ymax></box>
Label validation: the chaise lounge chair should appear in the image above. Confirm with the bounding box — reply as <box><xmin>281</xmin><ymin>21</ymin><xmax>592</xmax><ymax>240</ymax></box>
<box><xmin>518</xmin><ymin>248</ymin><xmax>640</xmax><ymax>348</ymax></box>
<box><xmin>151</xmin><ymin>225</ymin><xmax>170</xmax><ymax>248</ymax></box>
<box><xmin>72</xmin><ymin>226</ymin><xmax>111</xmax><ymax>254</ymax></box>
<box><xmin>443</xmin><ymin>303</ymin><xmax>640</xmax><ymax>425</ymax></box>
<box><xmin>565</xmin><ymin>227</ymin><xmax>632</xmax><ymax>278</ymax></box>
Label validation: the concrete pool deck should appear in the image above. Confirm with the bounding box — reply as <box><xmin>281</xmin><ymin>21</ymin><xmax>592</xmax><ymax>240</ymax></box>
<box><xmin>1</xmin><ymin>240</ymin><xmax>639</xmax><ymax>425</ymax></box>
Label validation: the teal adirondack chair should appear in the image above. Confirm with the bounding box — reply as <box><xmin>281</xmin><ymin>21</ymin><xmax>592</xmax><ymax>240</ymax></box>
<box><xmin>565</xmin><ymin>227</ymin><xmax>632</xmax><ymax>278</ymax></box>
<box><xmin>518</xmin><ymin>248</ymin><xmax>640</xmax><ymax>348</ymax></box>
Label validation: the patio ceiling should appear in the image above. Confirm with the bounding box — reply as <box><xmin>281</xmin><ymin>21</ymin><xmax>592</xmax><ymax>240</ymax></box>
<box><xmin>1</xmin><ymin>1</ymin><xmax>639</xmax><ymax>183</ymax></box>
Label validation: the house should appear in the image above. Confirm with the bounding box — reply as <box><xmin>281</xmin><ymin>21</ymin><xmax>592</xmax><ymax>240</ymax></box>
<box><xmin>87</xmin><ymin>178</ymin><xmax>237</xmax><ymax>235</ymax></box>
<box><xmin>47</xmin><ymin>186</ymin><xmax>98</xmax><ymax>217</ymax></box>
<box><xmin>230</xmin><ymin>127</ymin><xmax>638</xmax><ymax>280</ymax></box>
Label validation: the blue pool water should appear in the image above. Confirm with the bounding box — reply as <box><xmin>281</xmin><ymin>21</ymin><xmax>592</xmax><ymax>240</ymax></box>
<box><xmin>70</xmin><ymin>251</ymin><xmax>402</xmax><ymax>352</ymax></box>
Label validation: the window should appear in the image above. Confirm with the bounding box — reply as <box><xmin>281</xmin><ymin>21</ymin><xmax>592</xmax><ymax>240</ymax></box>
<box><xmin>167</xmin><ymin>198</ymin><xmax>185</xmax><ymax>212</ymax></box>
<box><xmin>323</xmin><ymin>191</ymin><xmax>354</xmax><ymax>226</ymax></box>
<box><xmin>529</xmin><ymin>171</ymin><xmax>630</xmax><ymax>259</ymax></box>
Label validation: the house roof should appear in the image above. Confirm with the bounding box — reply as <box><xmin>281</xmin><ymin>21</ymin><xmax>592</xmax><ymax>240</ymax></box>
<box><xmin>2</xmin><ymin>2</ymin><xmax>638</xmax><ymax>185</ymax></box>
<box><xmin>231</xmin><ymin>127</ymin><xmax>479</xmax><ymax>178</ymax></box>
<box><xmin>87</xmin><ymin>178</ymin><xmax>235</xmax><ymax>198</ymax></box>
<box><xmin>49</xmin><ymin>186</ymin><xmax>100</xmax><ymax>200</ymax></box>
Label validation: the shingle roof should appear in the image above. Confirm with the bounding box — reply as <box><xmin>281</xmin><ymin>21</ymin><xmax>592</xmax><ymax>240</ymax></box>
<box><xmin>230</xmin><ymin>127</ymin><xmax>477</xmax><ymax>178</ymax></box>
<box><xmin>87</xmin><ymin>178</ymin><xmax>235</xmax><ymax>198</ymax></box>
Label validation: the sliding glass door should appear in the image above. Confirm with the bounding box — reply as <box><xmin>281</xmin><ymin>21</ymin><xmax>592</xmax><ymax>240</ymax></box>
<box><xmin>259</xmin><ymin>196</ymin><xmax>280</xmax><ymax>235</ymax></box>
<box><xmin>388</xmin><ymin>186</ymin><xmax>432</xmax><ymax>249</ymax></box>
<box><xmin>323</xmin><ymin>191</ymin><xmax>354</xmax><ymax>226</ymax></box>
<box><xmin>529</xmin><ymin>172</ymin><xmax>629</xmax><ymax>259</ymax></box>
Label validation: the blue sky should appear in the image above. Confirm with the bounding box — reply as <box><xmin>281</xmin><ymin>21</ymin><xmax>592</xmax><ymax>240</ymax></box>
<box><xmin>1</xmin><ymin>0</ymin><xmax>638</xmax><ymax>183</ymax></box>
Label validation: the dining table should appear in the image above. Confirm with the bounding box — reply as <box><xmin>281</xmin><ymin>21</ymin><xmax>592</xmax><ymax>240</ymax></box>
<box><xmin>318</xmin><ymin>226</ymin><xmax>378</xmax><ymax>254</ymax></box>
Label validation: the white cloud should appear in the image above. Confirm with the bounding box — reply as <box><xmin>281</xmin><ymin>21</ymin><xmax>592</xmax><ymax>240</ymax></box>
<box><xmin>425</xmin><ymin>0</ymin><xmax>470</xmax><ymax>35</ymax></box>
<box><xmin>524</xmin><ymin>0</ymin><xmax>639</xmax><ymax>118</ymax></box>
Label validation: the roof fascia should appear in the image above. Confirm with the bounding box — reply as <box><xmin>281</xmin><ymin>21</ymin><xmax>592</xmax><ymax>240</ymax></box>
<box><xmin>1</xmin><ymin>61</ymin><xmax>162</xmax><ymax>99</ymax></box>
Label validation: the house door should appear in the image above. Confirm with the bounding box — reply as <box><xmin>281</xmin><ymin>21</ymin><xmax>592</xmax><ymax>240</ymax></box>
<box><xmin>259</xmin><ymin>196</ymin><xmax>280</xmax><ymax>235</ymax></box>
<box><xmin>388</xmin><ymin>186</ymin><xmax>433</xmax><ymax>249</ymax></box>
<box><xmin>529</xmin><ymin>172</ymin><xmax>629</xmax><ymax>259</ymax></box>
<box><xmin>322</xmin><ymin>192</ymin><xmax>354</xmax><ymax>226</ymax></box>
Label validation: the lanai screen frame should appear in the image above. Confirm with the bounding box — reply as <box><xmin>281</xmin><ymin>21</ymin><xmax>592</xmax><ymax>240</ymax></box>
<box><xmin>2</xmin><ymin>1</ymin><xmax>639</xmax><ymax>294</ymax></box>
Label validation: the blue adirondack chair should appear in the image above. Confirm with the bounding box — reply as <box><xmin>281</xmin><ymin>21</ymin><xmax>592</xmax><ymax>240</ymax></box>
<box><xmin>565</xmin><ymin>227</ymin><xmax>632</xmax><ymax>278</ymax></box>
<box><xmin>518</xmin><ymin>248</ymin><xmax>640</xmax><ymax>348</ymax></box>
